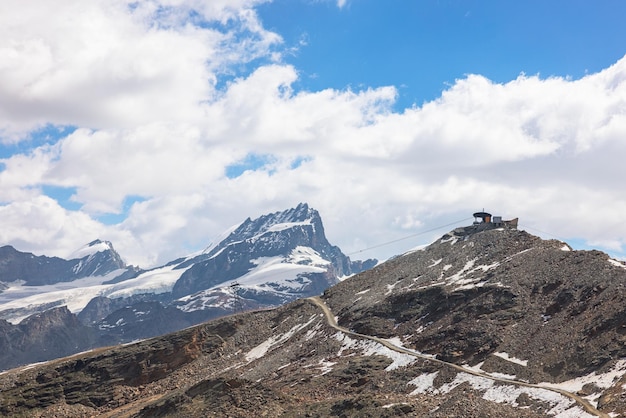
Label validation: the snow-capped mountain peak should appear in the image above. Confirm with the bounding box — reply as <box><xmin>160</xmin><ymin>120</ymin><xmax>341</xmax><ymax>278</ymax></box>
<box><xmin>68</xmin><ymin>239</ymin><xmax>127</xmax><ymax>278</ymax></box>
<box><xmin>69</xmin><ymin>239</ymin><xmax>115</xmax><ymax>260</ymax></box>
<box><xmin>0</xmin><ymin>204</ymin><xmax>376</xmax><ymax>370</ymax></box>
<box><xmin>202</xmin><ymin>203</ymin><xmax>319</xmax><ymax>259</ymax></box>
<box><xmin>171</xmin><ymin>203</ymin><xmax>374</xmax><ymax>299</ymax></box>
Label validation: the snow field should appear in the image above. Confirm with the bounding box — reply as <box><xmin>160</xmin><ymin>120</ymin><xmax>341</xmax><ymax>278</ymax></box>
<box><xmin>1</xmin><ymin>244</ymin><xmax>330</xmax><ymax>320</ymax></box>
<box><xmin>409</xmin><ymin>371</ymin><xmax>594</xmax><ymax>417</ymax></box>
<box><xmin>539</xmin><ymin>359</ymin><xmax>626</xmax><ymax>405</ymax></box>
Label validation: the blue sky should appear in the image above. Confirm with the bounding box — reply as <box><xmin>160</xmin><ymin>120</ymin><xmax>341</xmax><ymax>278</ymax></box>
<box><xmin>0</xmin><ymin>0</ymin><xmax>625</xmax><ymax>266</ymax></box>
<box><xmin>258</xmin><ymin>1</ymin><xmax>626</xmax><ymax>108</ymax></box>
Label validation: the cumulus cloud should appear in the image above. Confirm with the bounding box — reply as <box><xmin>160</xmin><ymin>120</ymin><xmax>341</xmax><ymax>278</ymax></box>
<box><xmin>0</xmin><ymin>0</ymin><xmax>278</xmax><ymax>138</ymax></box>
<box><xmin>0</xmin><ymin>0</ymin><xmax>625</xmax><ymax>266</ymax></box>
<box><xmin>0</xmin><ymin>196</ymin><xmax>104</xmax><ymax>257</ymax></box>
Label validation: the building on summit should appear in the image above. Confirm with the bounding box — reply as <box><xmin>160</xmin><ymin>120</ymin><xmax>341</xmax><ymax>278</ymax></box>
<box><xmin>472</xmin><ymin>211</ymin><xmax>518</xmax><ymax>229</ymax></box>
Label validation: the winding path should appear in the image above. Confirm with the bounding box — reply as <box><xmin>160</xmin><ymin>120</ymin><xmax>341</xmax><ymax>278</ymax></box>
<box><xmin>307</xmin><ymin>296</ymin><xmax>609</xmax><ymax>418</ymax></box>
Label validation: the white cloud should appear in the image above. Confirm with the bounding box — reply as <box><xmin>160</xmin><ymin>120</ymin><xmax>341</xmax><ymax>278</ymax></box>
<box><xmin>0</xmin><ymin>0</ymin><xmax>278</xmax><ymax>138</ymax></box>
<box><xmin>0</xmin><ymin>1</ymin><xmax>625</xmax><ymax>266</ymax></box>
<box><xmin>0</xmin><ymin>196</ymin><xmax>103</xmax><ymax>256</ymax></box>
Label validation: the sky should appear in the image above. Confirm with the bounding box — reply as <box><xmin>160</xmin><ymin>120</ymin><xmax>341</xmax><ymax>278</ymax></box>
<box><xmin>0</xmin><ymin>0</ymin><xmax>625</xmax><ymax>267</ymax></box>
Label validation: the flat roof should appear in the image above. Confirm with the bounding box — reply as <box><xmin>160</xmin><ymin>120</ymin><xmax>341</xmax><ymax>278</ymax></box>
<box><xmin>473</xmin><ymin>211</ymin><xmax>492</xmax><ymax>218</ymax></box>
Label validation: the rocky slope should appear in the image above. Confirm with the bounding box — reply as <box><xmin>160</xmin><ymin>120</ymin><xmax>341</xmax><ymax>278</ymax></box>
<box><xmin>0</xmin><ymin>307</ymin><xmax>98</xmax><ymax>370</ymax></box>
<box><xmin>1</xmin><ymin>224</ymin><xmax>626</xmax><ymax>417</ymax></box>
<box><xmin>324</xmin><ymin>227</ymin><xmax>626</xmax><ymax>384</ymax></box>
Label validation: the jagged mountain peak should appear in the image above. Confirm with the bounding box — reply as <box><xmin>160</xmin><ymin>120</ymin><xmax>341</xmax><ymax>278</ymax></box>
<box><xmin>171</xmin><ymin>203</ymin><xmax>374</xmax><ymax>300</ymax></box>
<box><xmin>0</xmin><ymin>240</ymin><xmax>127</xmax><ymax>287</ymax></box>
<box><xmin>69</xmin><ymin>239</ymin><xmax>117</xmax><ymax>260</ymax></box>
<box><xmin>88</xmin><ymin>238</ymin><xmax>113</xmax><ymax>248</ymax></box>
<box><xmin>237</xmin><ymin>203</ymin><xmax>317</xmax><ymax>233</ymax></box>
<box><xmin>67</xmin><ymin>239</ymin><xmax>126</xmax><ymax>278</ymax></box>
<box><xmin>189</xmin><ymin>203</ymin><xmax>326</xmax><ymax>266</ymax></box>
<box><xmin>204</xmin><ymin>203</ymin><xmax>319</xmax><ymax>254</ymax></box>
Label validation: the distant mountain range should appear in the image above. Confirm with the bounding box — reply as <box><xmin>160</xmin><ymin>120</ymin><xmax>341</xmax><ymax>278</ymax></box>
<box><xmin>2</xmin><ymin>223</ymin><xmax>626</xmax><ymax>416</ymax></box>
<box><xmin>0</xmin><ymin>203</ymin><xmax>376</xmax><ymax>370</ymax></box>
<box><xmin>0</xmin><ymin>239</ymin><xmax>133</xmax><ymax>286</ymax></box>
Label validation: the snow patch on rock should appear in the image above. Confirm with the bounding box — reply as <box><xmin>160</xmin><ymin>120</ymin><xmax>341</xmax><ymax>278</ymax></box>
<box><xmin>334</xmin><ymin>332</ymin><xmax>416</xmax><ymax>371</ymax></box>
<box><xmin>493</xmin><ymin>352</ymin><xmax>529</xmax><ymax>366</ymax></box>
<box><xmin>245</xmin><ymin>315</ymin><xmax>318</xmax><ymax>362</ymax></box>
<box><xmin>409</xmin><ymin>371</ymin><xmax>592</xmax><ymax>417</ymax></box>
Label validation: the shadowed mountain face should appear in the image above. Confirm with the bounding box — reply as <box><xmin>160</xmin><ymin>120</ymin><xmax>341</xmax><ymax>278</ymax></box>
<box><xmin>1</xmin><ymin>226</ymin><xmax>626</xmax><ymax>417</ymax></box>
<box><xmin>0</xmin><ymin>204</ymin><xmax>376</xmax><ymax>371</ymax></box>
<box><xmin>171</xmin><ymin>203</ymin><xmax>373</xmax><ymax>299</ymax></box>
<box><xmin>0</xmin><ymin>306</ymin><xmax>98</xmax><ymax>370</ymax></box>
<box><xmin>0</xmin><ymin>240</ymin><xmax>127</xmax><ymax>286</ymax></box>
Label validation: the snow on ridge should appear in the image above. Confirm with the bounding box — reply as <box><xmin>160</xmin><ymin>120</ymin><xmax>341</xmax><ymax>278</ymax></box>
<box><xmin>175</xmin><ymin>252</ymin><xmax>330</xmax><ymax>313</ymax></box>
<box><xmin>493</xmin><ymin>352</ymin><xmax>529</xmax><ymax>367</ymax></box>
<box><xmin>104</xmin><ymin>265</ymin><xmax>187</xmax><ymax>299</ymax></box>
<box><xmin>202</xmin><ymin>220</ymin><xmax>313</xmax><ymax>256</ymax></box>
<box><xmin>443</xmin><ymin>259</ymin><xmax>500</xmax><ymax>287</ymax></box>
<box><xmin>313</xmin><ymin>359</ymin><xmax>337</xmax><ymax>376</ymax></box>
<box><xmin>385</xmin><ymin>282</ymin><xmax>398</xmax><ymax>295</ymax></box>
<box><xmin>266</xmin><ymin>221</ymin><xmax>311</xmax><ymax>234</ymax></box>
<box><xmin>246</xmin><ymin>221</ymin><xmax>312</xmax><ymax>245</ymax></box>
<box><xmin>440</xmin><ymin>235</ymin><xmax>459</xmax><ymax>245</ymax></box>
<box><xmin>68</xmin><ymin>241</ymin><xmax>112</xmax><ymax>260</ymax></box>
<box><xmin>403</xmin><ymin>245</ymin><xmax>427</xmax><ymax>256</ymax></box>
<box><xmin>453</xmin><ymin>281</ymin><xmax>488</xmax><ymax>292</ymax></box>
<box><xmin>288</xmin><ymin>246</ymin><xmax>330</xmax><ymax>267</ymax></box>
<box><xmin>203</xmin><ymin>208</ymin><xmax>314</xmax><ymax>256</ymax></box>
<box><xmin>428</xmin><ymin>258</ymin><xmax>443</xmax><ymax>267</ymax></box>
<box><xmin>176</xmin><ymin>293</ymin><xmax>223</xmax><ymax>312</ymax></box>
<box><xmin>608</xmin><ymin>259</ymin><xmax>626</xmax><ymax>269</ymax></box>
<box><xmin>409</xmin><ymin>371</ymin><xmax>439</xmax><ymax>394</ymax></box>
<box><xmin>410</xmin><ymin>358</ymin><xmax>626</xmax><ymax>415</ymax></box>
<box><xmin>231</xmin><ymin>255</ymin><xmax>326</xmax><ymax>288</ymax></box>
<box><xmin>201</xmin><ymin>222</ymin><xmax>243</xmax><ymax>256</ymax></box>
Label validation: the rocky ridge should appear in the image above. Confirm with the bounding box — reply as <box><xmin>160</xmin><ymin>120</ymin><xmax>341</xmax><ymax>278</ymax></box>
<box><xmin>1</xmin><ymin>225</ymin><xmax>625</xmax><ymax>417</ymax></box>
<box><xmin>0</xmin><ymin>240</ymin><xmax>131</xmax><ymax>287</ymax></box>
<box><xmin>324</xmin><ymin>227</ymin><xmax>626</xmax><ymax>384</ymax></box>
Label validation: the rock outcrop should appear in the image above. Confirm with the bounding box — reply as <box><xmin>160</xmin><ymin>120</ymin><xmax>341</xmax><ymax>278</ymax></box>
<box><xmin>0</xmin><ymin>307</ymin><xmax>97</xmax><ymax>370</ymax></box>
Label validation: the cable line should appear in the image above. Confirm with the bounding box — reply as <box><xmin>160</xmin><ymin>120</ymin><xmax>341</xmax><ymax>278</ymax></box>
<box><xmin>518</xmin><ymin>223</ymin><xmax>566</xmax><ymax>241</ymax></box>
<box><xmin>347</xmin><ymin>217</ymin><xmax>473</xmax><ymax>256</ymax></box>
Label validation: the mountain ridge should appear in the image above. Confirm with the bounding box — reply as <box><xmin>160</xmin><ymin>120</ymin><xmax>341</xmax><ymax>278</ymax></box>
<box><xmin>0</xmin><ymin>240</ymin><xmax>129</xmax><ymax>286</ymax></box>
<box><xmin>2</xmin><ymin>224</ymin><xmax>626</xmax><ymax>416</ymax></box>
<box><xmin>0</xmin><ymin>203</ymin><xmax>376</xmax><ymax>371</ymax></box>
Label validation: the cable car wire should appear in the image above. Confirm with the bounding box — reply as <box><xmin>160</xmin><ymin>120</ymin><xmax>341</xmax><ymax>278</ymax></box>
<box><xmin>347</xmin><ymin>217</ymin><xmax>473</xmax><ymax>256</ymax></box>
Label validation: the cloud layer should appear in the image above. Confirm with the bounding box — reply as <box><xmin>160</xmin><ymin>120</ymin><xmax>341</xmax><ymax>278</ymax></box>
<box><xmin>0</xmin><ymin>0</ymin><xmax>625</xmax><ymax>266</ymax></box>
